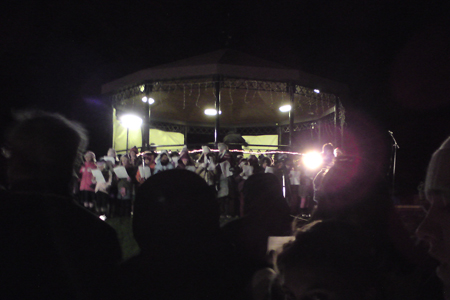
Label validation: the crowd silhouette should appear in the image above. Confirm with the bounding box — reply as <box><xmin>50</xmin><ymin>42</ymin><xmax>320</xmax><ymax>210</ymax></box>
<box><xmin>0</xmin><ymin>110</ymin><xmax>447</xmax><ymax>300</ymax></box>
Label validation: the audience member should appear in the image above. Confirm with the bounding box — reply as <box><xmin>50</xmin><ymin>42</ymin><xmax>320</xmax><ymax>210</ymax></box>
<box><xmin>312</xmin><ymin>154</ymin><xmax>443</xmax><ymax>300</ymax></box>
<box><xmin>276</xmin><ymin>221</ymin><xmax>385</xmax><ymax>300</ymax></box>
<box><xmin>0</xmin><ymin>110</ymin><xmax>122</xmax><ymax>299</ymax></box>
<box><xmin>120</xmin><ymin>169</ymin><xmax>243</xmax><ymax>299</ymax></box>
<box><xmin>222</xmin><ymin>172</ymin><xmax>292</xmax><ymax>297</ymax></box>
<box><xmin>417</xmin><ymin>136</ymin><xmax>450</xmax><ymax>300</ymax></box>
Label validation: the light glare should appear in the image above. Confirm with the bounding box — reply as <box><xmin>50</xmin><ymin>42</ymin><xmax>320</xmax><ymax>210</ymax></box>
<box><xmin>204</xmin><ymin>109</ymin><xmax>222</xmax><ymax>115</ymax></box>
<box><xmin>119</xmin><ymin>114</ymin><xmax>143</xmax><ymax>129</ymax></box>
<box><xmin>279</xmin><ymin>105</ymin><xmax>292</xmax><ymax>112</ymax></box>
<box><xmin>314</xmin><ymin>89</ymin><xmax>320</xmax><ymax>93</ymax></box>
<box><xmin>141</xmin><ymin>97</ymin><xmax>155</xmax><ymax>104</ymax></box>
<box><xmin>302</xmin><ymin>151</ymin><xmax>323</xmax><ymax>170</ymax></box>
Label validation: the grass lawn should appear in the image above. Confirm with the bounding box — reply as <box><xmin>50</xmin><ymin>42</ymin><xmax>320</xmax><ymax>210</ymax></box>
<box><xmin>106</xmin><ymin>216</ymin><xmax>140</xmax><ymax>261</ymax></box>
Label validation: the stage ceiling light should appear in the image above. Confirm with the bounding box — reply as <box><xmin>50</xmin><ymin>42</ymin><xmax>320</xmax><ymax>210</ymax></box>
<box><xmin>119</xmin><ymin>114</ymin><xmax>143</xmax><ymax>129</ymax></box>
<box><xmin>279</xmin><ymin>105</ymin><xmax>291</xmax><ymax>112</ymax></box>
<box><xmin>141</xmin><ymin>96</ymin><xmax>155</xmax><ymax>104</ymax></box>
<box><xmin>314</xmin><ymin>89</ymin><xmax>320</xmax><ymax>93</ymax></box>
<box><xmin>204</xmin><ymin>109</ymin><xmax>222</xmax><ymax>115</ymax></box>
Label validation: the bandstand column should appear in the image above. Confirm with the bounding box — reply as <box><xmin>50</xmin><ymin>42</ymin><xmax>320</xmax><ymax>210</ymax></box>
<box><xmin>288</xmin><ymin>82</ymin><xmax>295</xmax><ymax>149</ymax></box>
<box><xmin>214</xmin><ymin>75</ymin><xmax>221</xmax><ymax>147</ymax></box>
<box><xmin>143</xmin><ymin>83</ymin><xmax>152</xmax><ymax>151</ymax></box>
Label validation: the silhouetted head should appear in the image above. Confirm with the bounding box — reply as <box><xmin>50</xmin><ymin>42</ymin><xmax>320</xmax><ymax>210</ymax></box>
<box><xmin>242</xmin><ymin>172</ymin><xmax>289</xmax><ymax>218</ymax></box>
<box><xmin>313</xmin><ymin>155</ymin><xmax>388</xmax><ymax>221</ymax></box>
<box><xmin>417</xmin><ymin>136</ymin><xmax>450</xmax><ymax>289</ymax></box>
<box><xmin>133</xmin><ymin>169</ymin><xmax>219</xmax><ymax>253</ymax></box>
<box><xmin>5</xmin><ymin>110</ymin><xmax>87</xmax><ymax>194</ymax></box>
<box><xmin>277</xmin><ymin>221</ymin><xmax>381</xmax><ymax>300</ymax></box>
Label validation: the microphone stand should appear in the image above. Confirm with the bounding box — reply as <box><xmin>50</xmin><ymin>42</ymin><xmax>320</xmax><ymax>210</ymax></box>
<box><xmin>388</xmin><ymin>131</ymin><xmax>400</xmax><ymax>200</ymax></box>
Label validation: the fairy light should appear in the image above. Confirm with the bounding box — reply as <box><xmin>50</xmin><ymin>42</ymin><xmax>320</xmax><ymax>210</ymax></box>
<box><xmin>188</xmin><ymin>148</ymin><xmax>304</xmax><ymax>156</ymax></box>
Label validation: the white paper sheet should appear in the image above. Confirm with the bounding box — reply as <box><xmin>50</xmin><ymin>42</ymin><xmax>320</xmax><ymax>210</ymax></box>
<box><xmin>289</xmin><ymin>171</ymin><xmax>300</xmax><ymax>185</ymax></box>
<box><xmin>186</xmin><ymin>166</ymin><xmax>196</xmax><ymax>172</ymax></box>
<box><xmin>172</xmin><ymin>156</ymin><xmax>180</xmax><ymax>168</ymax></box>
<box><xmin>91</xmin><ymin>169</ymin><xmax>106</xmax><ymax>183</ymax></box>
<box><xmin>206</xmin><ymin>159</ymin><xmax>216</xmax><ymax>171</ymax></box>
<box><xmin>242</xmin><ymin>165</ymin><xmax>253</xmax><ymax>179</ymax></box>
<box><xmin>139</xmin><ymin>166</ymin><xmax>151</xmax><ymax>179</ymax></box>
<box><xmin>265</xmin><ymin>166</ymin><xmax>274</xmax><ymax>174</ymax></box>
<box><xmin>102</xmin><ymin>156</ymin><xmax>116</xmax><ymax>163</ymax></box>
<box><xmin>113</xmin><ymin>166</ymin><xmax>129</xmax><ymax>179</ymax></box>
<box><xmin>220</xmin><ymin>161</ymin><xmax>232</xmax><ymax>177</ymax></box>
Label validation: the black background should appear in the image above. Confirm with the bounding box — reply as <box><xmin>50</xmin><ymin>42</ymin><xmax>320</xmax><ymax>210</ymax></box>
<box><xmin>1</xmin><ymin>0</ymin><xmax>449</xmax><ymax>201</ymax></box>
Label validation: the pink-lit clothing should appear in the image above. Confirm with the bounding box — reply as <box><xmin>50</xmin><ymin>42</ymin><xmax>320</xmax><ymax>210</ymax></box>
<box><xmin>79</xmin><ymin>161</ymin><xmax>97</xmax><ymax>192</ymax></box>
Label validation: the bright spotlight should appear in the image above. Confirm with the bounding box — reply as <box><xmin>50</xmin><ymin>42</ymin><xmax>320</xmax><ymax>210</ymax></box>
<box><xmin>119</xmin><ymin>114</ymin><xmax>143</xmax><ymax>129</ymax></box>
<box><xmin>314</xmin><ymin>89</ymin><xmax>320</xmax><ymax>93</ymax></box>
<box><xmin>204</xmin><ymin>109</ymin><xmax>222</xmax><ymax>115</ymax></box>
<box><xmin>141</xmin><ymin>97</ymin><xmax>155</xmax><ymax>104</ymax></box>
<box><xmin>302</xmin><ymin>151</ymin><xmax>323</xmax><ymax>170</ymax></box>
<box><xmin>279</xmin><ymin>105</ymin><xmax>291</xmax><ymax>112</ymax></box>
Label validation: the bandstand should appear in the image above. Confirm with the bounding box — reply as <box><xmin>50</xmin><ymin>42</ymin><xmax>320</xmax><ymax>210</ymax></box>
<box><xmin>101</xmin><ymin>49</ymin><xmax>348</xmax><ymax>154</ymax></box>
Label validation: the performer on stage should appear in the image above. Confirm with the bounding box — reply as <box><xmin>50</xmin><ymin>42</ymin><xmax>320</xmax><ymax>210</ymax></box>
<box><xmin>79</xmin><ymin>151</ymin><xmax>97</xmax><ymax>209</ymax></box>
<box><xmin>196</xmin><ymin>146</ymin><xmax>216</xmax><ymax>187</ymax></box>
<box><xmin>216</xmin><ymin>143</ymin><xmax>236</xmax><ymax>218</ymax></box>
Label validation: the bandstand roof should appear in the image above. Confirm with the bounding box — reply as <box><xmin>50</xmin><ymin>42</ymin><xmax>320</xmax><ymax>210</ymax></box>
<box><xmin>102</xmin><ymin>49</ymin><xmax>348</xmax><ymax>127</ymax></box>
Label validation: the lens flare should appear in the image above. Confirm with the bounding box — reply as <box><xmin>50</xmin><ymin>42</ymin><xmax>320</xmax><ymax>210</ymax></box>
<box><xmin>302</xmin><ymin>151</ymin><xmax>323</xmax><ymax>170</ymax></box>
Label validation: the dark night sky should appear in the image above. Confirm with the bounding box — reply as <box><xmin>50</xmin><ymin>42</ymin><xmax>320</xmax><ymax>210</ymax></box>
<box><xmin>1</xmin><ymin>0</ymin><xmax>450</xmax><ymax>199</ymax></box>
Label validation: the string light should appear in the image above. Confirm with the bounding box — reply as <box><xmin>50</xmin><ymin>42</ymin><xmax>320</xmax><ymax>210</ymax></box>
<box><xmin>135</xmin><ymin>148</ymin><xmax>305</xmax><ymax>156</ymax></box>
